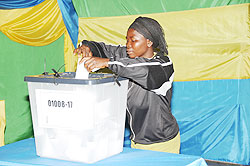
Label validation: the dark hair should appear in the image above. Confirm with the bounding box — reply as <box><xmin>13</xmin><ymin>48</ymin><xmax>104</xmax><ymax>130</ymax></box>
<box><xmin>129</xmin><ymin>16</ymin><xmax>168</xmax><ymax>55</ymax></box>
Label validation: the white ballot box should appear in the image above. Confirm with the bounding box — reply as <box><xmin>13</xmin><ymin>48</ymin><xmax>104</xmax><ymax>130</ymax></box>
<box><xmin>24</xmin><ymin>72</ymin><xmax>128</xmax><ymax>163</ymax></box>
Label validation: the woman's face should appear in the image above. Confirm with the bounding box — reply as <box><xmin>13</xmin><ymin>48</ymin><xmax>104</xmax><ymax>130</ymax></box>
<box><xmin>126</xmin><ymin>28</ymin><xmax>153</xmax><ymax>58</ymax></box>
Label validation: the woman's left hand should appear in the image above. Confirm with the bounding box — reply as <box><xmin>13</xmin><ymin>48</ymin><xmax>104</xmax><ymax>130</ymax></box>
<box><xmin>83</xmin><ymin>57</ymin><xmax>109</xmax><ymax>72</ymax></box>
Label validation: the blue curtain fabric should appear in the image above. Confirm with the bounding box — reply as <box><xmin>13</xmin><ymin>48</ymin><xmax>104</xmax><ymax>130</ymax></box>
<box><xmin>0</xmin><ymin>0</ymin><xmax>44</xmax><ymax>9</ymax></box>
<box><xmin>172</xmin><ymin>79</ymin><xmax>250</xmax><ymax>165</ymax></box>
<box><xmin>57</xmin><ymin>0</ymin><xmax>78</xmax><ymax>48</ymax></box>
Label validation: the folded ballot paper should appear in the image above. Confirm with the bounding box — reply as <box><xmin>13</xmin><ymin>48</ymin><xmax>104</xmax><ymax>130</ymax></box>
<box><xmin>75</xmin><ymin>58</ymin><xmax>89</xmax><ymax>79</ymax></box>
<box><xmin>75</xmin><ymin>58</ymin><xmax>100</xmax><ymax>79</ymax></box>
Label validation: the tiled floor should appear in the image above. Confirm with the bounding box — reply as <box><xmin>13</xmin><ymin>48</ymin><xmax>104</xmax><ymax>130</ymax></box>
<box><xmin>205</xmin><ymin>160</ymin><xmax>247</xmax><ymax>166</ymax></box>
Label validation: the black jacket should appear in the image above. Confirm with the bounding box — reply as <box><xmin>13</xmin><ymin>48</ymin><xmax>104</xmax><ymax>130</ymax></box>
<box><xmin>81</xmin><ymin>40</ymin><xmax>179</xmax><ymax>144</ymax></box>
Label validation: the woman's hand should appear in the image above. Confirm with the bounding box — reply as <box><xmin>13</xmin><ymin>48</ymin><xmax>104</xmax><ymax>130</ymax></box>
<box><xmin>83</xmin><ymin>57</ymin><xmax>109</xmax><ymax>72</ymax></box>
<box><xmin>73</xmin><ymin>45</ymin><xmax>93</xmax><ymax>64</ymax></box>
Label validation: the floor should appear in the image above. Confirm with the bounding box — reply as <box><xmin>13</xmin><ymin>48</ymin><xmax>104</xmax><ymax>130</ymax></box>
<box><xmin>205</xmin><ymin>160</ymin><xmax>247</xmax><ymax>166</ymax></box>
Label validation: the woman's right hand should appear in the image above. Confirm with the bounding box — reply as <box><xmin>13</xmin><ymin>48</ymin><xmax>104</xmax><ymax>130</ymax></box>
<box><xmin>73</xmin><ymin>44</ymin><xmax>93</xmax><ymax>64</ymax></box>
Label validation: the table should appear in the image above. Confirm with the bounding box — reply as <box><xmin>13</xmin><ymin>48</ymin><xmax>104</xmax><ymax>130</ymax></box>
<box><xmin>0</xmin><ymin>138</ymin><xmax>207</xmax><ymax>166</ymax></box>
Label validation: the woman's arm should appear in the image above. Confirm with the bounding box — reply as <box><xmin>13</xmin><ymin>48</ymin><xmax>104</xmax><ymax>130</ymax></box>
<box><xmin>74</xmin><ymin>40</ymin><xmax>127</xmax><ymax>68</ymax></box>
<box><xmin>108</xmin><ymin>55</ymin><xmax>174</xmax><ymax>91</ymax></box>
<box><xmin>78</xmin><ymin>40</ymin><xmax>127</xmax><ymax>59</ymax></box>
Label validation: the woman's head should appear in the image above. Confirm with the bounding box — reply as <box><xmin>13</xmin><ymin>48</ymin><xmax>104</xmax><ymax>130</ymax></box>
<box><xmin>126</xmin><ymin>28</ymin><xmax>153</xmax><ymax>59</ymax></box>
<box><xmin>126</xmin><ymin>17</ymin><xmax>168</xmax><ymax>58</ymax></box>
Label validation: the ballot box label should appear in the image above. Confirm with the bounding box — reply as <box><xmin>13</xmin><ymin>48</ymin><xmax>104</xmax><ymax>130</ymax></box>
<box><xmin>35</xmin><ymin>89</ymin><xmax>94</xmax><ymax>130</ymax></box>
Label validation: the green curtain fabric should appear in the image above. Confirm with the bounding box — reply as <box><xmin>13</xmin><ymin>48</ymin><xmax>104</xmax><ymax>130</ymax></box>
<box><xmin>0</xmin><ymin>32</ymin><xmax>64</xmax><ymax>144</ymax></box>
<box><xmin>72</xmin><ymin>0</ymin><xmax>250</xmax><ymax>17</ymax></box>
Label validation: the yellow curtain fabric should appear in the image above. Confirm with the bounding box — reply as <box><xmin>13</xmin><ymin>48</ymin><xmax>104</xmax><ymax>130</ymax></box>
<box><xmin>0</xmin><ymin>0</ymin><xmax>66</xmax><ymax>46</ymax></box>
<box><xmin>64</xmin><ymin>30</ymin><xmax>77</xmax><ymax>72</ymax></box>
<box><xmin>73</xmin><ymin>3</ymin><xmax>250</xmax><ymax>81</ymax></box>
<box><xmin>0</xmin><ymin>100</ymin><xmax>5</xmax><ymax>147</ymax></box>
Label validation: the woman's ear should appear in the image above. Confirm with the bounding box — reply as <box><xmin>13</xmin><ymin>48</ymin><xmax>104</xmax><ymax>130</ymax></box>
<box><xmin>147</xmin><ymin>39</ymin><xmax>153</xmax><ymax>47</ymax></box>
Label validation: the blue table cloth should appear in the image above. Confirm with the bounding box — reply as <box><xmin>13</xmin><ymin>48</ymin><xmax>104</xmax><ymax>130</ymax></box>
<box><xmin>0</xmin><ymin>138</ymin><xmax>207</xmax><ymax>166</ymax></box>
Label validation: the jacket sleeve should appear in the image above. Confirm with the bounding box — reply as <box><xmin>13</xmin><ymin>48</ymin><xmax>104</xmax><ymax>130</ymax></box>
<box><xmin>80</xmin><ymin>40</ymin><xmax>174</xmax><ymax>92</ymax></box>
<box><xmin>80</xmin><ymin>40</ymin><xmax>127</xmax><ymax>59</ymax></box>
<box><xmin>108</xmin><ymin>55</ymin><xmax>174</xmax><ymax>91</ymax></box>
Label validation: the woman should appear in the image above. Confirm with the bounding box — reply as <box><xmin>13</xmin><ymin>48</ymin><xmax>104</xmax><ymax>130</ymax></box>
<box><xmin>74</xmin><ymin>16</ymin><xmax>180</xmax><ymax>153</ymax></box>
